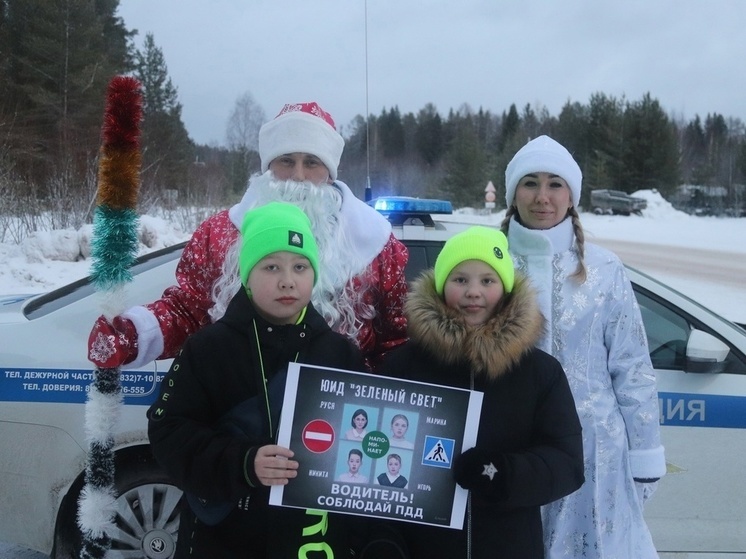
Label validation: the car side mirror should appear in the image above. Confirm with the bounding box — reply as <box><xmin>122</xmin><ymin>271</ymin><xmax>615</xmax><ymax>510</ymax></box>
<box><xmin>685</xmin><ymin>329</ymin><xmax>730</xmax><ymax>374</ymax></box>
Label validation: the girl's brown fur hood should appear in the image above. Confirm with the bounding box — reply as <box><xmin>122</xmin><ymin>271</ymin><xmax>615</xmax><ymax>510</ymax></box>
<box><xmin>405</xmin><ymin>270</ymin><xmax>544</xmax><ymax>380</ymax></box>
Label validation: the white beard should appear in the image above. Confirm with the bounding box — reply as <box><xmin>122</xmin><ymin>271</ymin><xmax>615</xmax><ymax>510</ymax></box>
<box><xmin>210</xmin><ymin>174</ymin><xmax>374</xmax><ymax>344</ymax></box>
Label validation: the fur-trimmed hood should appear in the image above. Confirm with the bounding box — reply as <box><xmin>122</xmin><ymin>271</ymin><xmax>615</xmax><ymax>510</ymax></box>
<box><xmin>405</xmin><ymin>270</ymin><xmax>544</xmax><ymax>380</ymax></box>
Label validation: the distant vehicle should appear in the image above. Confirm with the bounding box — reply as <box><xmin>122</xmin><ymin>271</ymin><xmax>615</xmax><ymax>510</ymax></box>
<box><xmin>1</xmin><ymin>197</ymin><xmax>745</xmax><ymax>558</ymax></box>
<box><xmin>591</xmin><ymin>188</ymin><xmax>648</xmax><ymax>215</ymax></box>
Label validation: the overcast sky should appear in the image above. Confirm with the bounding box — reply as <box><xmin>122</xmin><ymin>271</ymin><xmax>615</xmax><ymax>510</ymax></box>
<box><xmin>116</xmin><ymin>0</ymin><xmax>746</xmax><ymax>146</ymax></box>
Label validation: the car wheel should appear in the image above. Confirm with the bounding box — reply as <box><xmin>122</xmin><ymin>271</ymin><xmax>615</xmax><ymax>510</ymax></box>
<box><xmin>54</xmin><ymin>448</ymin><xmax>182</xmax><ymax>559</ymax></box>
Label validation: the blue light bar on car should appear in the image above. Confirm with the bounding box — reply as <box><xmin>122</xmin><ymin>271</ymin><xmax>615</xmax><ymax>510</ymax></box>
<box><xmin>367</xmin><ymin>196</ymin><xmax>453</xmax><ymax>215</ymax></box>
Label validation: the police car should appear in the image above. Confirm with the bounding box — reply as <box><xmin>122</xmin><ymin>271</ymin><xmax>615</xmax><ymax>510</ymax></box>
<box><xmin>1</xmin><ymin>197</ymin><xmax>745</xmax><ymax>558</ymax></box>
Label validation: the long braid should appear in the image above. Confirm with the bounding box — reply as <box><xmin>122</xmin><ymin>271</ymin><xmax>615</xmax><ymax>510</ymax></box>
<box><xmin>500</xmin><ymin>206</ymin><xmax>515</xmax><ymax>234</ymax></box>
<box><xmin>568</xmin><ymin>207</ymin><xmax>587</xmax><ymax>283</ymax></box>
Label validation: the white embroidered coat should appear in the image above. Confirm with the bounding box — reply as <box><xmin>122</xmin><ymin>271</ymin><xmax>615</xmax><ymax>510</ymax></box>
<box><xmin>507</xmin><ymin>216</ymin><xmax>666</xmax><ymax>559</ymax></box>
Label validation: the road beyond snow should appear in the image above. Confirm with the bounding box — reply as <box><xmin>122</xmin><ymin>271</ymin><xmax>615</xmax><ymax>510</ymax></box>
<box><xmin>593</xmin><ymin>238</ymin><xmax>746</xmax><ymax>323</ymax></box>
<box><xmin>595</xmin><ymin>239</ymin><xmax>745</xmax><ymax>291</ymax></box>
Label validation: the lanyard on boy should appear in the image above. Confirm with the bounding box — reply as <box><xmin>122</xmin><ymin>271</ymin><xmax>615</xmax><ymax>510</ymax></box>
<box><xmin>251</xmin><ymin>306</ymin><xmax>306</xmax><ymax>438</ymax></box>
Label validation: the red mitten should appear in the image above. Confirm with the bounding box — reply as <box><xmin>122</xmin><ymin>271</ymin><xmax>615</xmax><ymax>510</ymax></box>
<box><xmin>87</xmin><ymin>315</ymin><xmax>138</xmax><ymax>368</ymax></box>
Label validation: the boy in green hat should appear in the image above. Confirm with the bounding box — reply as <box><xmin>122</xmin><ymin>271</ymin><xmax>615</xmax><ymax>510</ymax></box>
<box><xmin>148</xmin><ymin>202</ymin><xmax>372</xmax><ymax>557</ymax></box>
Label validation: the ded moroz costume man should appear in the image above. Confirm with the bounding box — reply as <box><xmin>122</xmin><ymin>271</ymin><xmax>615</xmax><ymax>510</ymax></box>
<box><xmin>88</xmin><ymin>102</ymin><xmax>409</xmax><ymax>372</ymax></box>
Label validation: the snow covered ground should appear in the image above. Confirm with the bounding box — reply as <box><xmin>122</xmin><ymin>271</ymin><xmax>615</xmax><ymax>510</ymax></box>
<box><xmin>0</xmin><ymin>213</ymin><xmax>192</xmax><ymax>295</ymax></box>
<box><xmin>1</xmin><ymin>190</ymin><xmax>744</xmax><ymax>323</ymax></box>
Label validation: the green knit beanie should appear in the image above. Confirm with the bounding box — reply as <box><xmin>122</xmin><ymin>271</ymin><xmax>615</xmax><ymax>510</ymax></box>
<box><xmin>239</xmin><ymin>202</ymin><xmax>319</xmax><ymax>286</ymax></box>
<box><xmin>434</xmin><ymin>226</ymin><xmax>514</xmax><ymax>295</ymax></box>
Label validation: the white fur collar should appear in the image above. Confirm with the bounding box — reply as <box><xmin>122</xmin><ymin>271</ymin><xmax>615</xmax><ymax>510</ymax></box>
<box><xmin>508</xmin><ymin>215</ymin><xmax>574</xmax><ymax>255</ymax></box>
<box><xmin>228</xmin><ymin>174</ymin><xmax>392</xmax><ymax>267</ymax></box>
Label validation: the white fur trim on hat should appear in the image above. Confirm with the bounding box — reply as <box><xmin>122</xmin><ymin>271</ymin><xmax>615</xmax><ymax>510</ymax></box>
<box><xmin>504</xmin><ymin>135</ymin><xmax>582</xmax><ymax>207</ymax></box>
<box><xmin>259</xmin><ymin>105</ymin><xmax>345</xmax><ymax>181</ymax></box>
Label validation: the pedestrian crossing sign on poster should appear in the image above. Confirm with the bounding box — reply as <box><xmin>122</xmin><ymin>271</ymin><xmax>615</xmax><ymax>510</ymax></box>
<box><xmin>422</xmin><ymin>436</ymin><xmax>454</xmax><ymax>469</ymax></box>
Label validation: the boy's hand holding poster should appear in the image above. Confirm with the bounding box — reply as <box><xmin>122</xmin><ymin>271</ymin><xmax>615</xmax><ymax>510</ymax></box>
<box><xmin>270</xmin><ymin>363</ymin><xmax>483</xmax><ymax>528</ymax></box>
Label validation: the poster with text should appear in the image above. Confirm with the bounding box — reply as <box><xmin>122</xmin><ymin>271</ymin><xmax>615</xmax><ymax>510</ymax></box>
<box><xmin>269</xmin><ymin>363</ymin><xmax>483</xmax><ymax>529</ymax></box>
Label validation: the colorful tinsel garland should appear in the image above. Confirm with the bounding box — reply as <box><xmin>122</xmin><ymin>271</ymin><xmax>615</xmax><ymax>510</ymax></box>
<box><xmin>78</xmin><ymin>75</ymin><xmax>143</xmax><ymax>559</ymax></box>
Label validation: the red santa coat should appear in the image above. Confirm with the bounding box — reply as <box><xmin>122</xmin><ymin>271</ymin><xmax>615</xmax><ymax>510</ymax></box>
<box><xmin>124</xmin><ymin>182</ymin><xmax>408</xmax><ymax>370</ymax></box>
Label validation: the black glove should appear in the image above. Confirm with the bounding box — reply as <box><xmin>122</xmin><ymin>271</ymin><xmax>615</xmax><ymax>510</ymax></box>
<box><xmin>452</xmin><ymin>447</ymin><xmax>506</xmax><ymax>498</ymax></box>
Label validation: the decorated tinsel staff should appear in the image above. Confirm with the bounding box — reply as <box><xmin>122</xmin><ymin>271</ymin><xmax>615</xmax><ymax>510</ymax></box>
<box><xmin>77</xmin><ymin>75</ymin><xmax>143</xmax><ymax>559</ymax></box>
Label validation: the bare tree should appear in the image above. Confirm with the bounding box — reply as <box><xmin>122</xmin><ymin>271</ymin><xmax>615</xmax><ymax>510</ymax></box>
<box><xmin>226</xmin><ymin>92</ymin><xmax>266</xmax><ymax>152</ymax></box>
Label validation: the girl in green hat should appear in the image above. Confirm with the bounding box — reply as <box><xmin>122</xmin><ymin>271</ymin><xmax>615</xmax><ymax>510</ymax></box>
<box><xmin>380</xmin><ymin>225</ymin><xmax>584</xmax><ymax>559</ymax></box>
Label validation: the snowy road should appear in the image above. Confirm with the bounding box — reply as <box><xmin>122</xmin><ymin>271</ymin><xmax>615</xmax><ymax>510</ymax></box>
<box><xmin>596</xmin><ymin>239</ymin><xmax>745</xmax><ymax>292</ymax></box>
<box><xmin>593</xmin><ymin>238</ymin><xmax>746</xmax><ymax>324</ymax></box>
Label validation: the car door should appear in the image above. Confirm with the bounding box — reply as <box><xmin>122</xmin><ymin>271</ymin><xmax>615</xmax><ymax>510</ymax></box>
<box><xmin>632</xmin><ymin>279</ymin><xmax>746</xmax><ymax>555</ymax></box>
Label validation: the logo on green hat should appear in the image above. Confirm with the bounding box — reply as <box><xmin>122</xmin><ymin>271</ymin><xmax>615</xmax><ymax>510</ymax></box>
<box><xmin>288</xmin><ymin>231</ymin><xmax>304</xmax><ymax>247</ymax></box>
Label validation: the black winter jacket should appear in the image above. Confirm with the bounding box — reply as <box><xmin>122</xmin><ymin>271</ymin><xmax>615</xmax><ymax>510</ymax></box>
<box><xmin>148</xmin><ymin>288</ymin><xmax>367</xmax><ymax>558</ymax></box>
<box><xmin>380</xmin><ymin>272</ymin><xmax>584</xmax><ymax>559</ymax></box>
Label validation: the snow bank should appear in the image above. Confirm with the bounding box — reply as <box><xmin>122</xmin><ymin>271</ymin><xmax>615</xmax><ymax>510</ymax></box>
<box><xmin>22</xmin><ymin>215</ymin><xmax>191</xmax><ymax>263</ymax></box>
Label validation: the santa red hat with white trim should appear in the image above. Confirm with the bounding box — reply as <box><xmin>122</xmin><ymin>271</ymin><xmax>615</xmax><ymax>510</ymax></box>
<box><xmin>259</xmin><ymin>102</ymin><xmax>345</xmax><ymax>181</ymax></box>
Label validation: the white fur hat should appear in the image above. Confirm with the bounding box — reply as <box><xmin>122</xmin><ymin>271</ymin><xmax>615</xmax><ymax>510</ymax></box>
<box><xmin>259</xmin><ymin>102</ymin><xmax>345</xmax><ymax>181</ymax></box>
<box><xmin>504</xmin><ymin>135</ymin><xmax>582</xmax><ymax>207</ymax></box>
